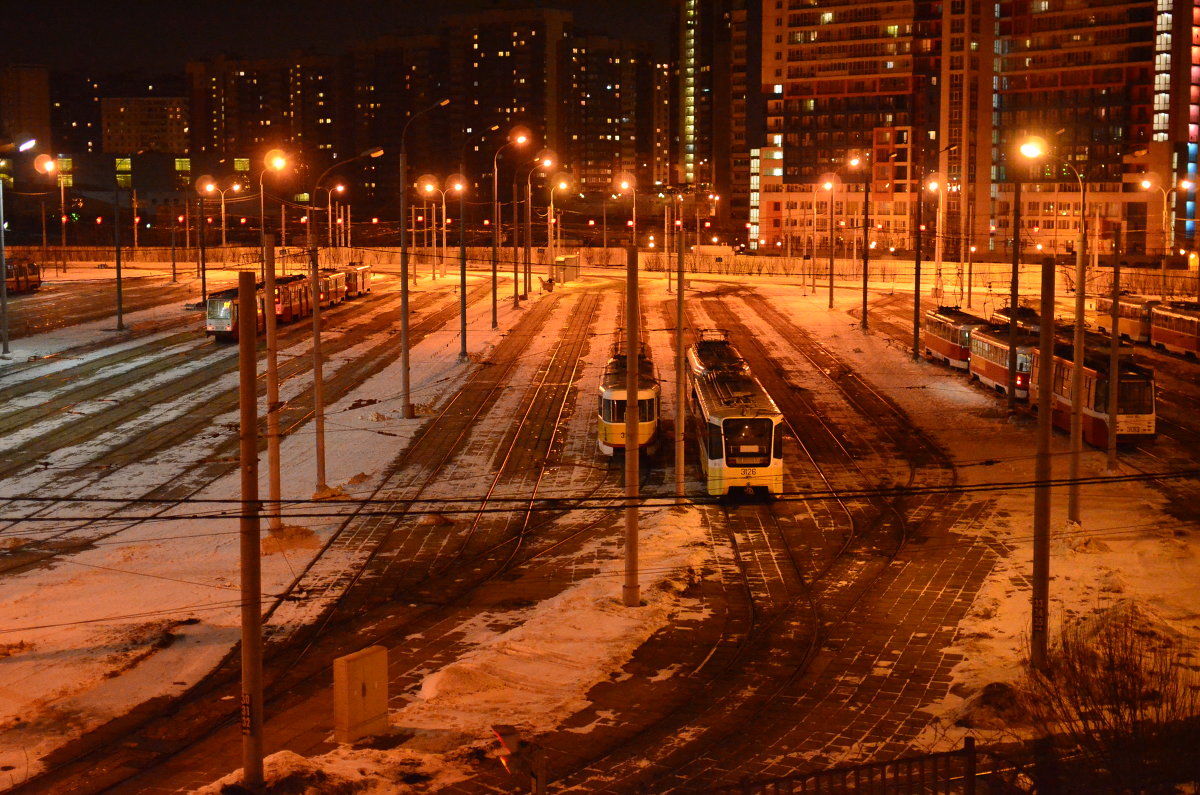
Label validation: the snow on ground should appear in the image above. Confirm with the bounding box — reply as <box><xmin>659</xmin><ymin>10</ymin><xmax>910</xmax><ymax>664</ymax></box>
<box><xmin>2</xmin><ymin>263</ymin><xmax>1198</xmax><ymax>792</ymax></box>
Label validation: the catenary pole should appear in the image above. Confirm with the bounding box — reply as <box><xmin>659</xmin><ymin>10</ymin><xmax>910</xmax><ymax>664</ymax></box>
<box><xmin>675</xmin><ymin>211</ymin><xmax>686</xmax><ymax>501</ymax></box>
<box><xmin>624</xmin><ymin>245</ymin><xmax>640</xmax><ymax>608</ymax></box>
<box><xmin>263</xmin><ymin>237</ymin><xmax>282</xmax><ymax>531</ymax></box>
<box><xmin>1031</xmin><ymin>256</ymin><xmax>1055</xmax><ymax>671</ymax></box>
<box><xmin>236</xmin><ymin>271</ymin><xmax>264</xmax><ymax>788</ymax></box>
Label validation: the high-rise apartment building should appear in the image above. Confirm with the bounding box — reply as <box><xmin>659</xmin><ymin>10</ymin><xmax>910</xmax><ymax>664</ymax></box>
<box><xmin>995</xmin><ymin>0</ymin><xmax>1198</xmax><ymax>258</ymax></box>
<box><xmin>187</xmin><ymin>53</ymin><xmax>341</xmax><ymax>158</ymax></box>
<box><xmin>101</xmin><ymin>96</ymin><xmax>189</xmax><ymax>154</ymax></box>
<box><xmin>755</xmin><ymin>0</ymin><xmax>1196</xmax><ymax>263</ymax></box>
<box><xmin>0</xmin><ymin>65</ymin><xmax>51</xmax><ymax>152</ymax></box>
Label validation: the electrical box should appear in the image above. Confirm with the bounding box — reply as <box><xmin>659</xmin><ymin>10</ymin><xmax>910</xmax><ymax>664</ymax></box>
<box><xmin>333</xmin><ymin>645</ymin><xmax>389</xmax><ymax>744</ymax></box>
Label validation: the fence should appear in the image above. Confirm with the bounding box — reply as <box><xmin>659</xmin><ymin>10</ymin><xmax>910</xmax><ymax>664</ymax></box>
<box><xmin>708</xmin><ymin>738</ymin><xmax>980</xmax><ymax>795</ymax></box>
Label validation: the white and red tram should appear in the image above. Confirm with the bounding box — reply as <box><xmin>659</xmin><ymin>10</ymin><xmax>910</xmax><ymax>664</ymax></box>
<box><xmin>1029</xmin><ymin>340</ymin><xmax>1156</xmax><ymax>446</ymax></box>
<box><xmin>1093</xmin><ymin>295</ymin><xmax>1159</xmax><ymax>343</ymax></box>
<box><xmin>924</xmin><ymin>306</ymin><xmax>989</xmax><ymax>369</ymax></box>
<box><xmin>968</xmin><ymin>325</ymin><xmax>1038</xmax><ymax>398</ymax></box>
<box><xmin>1149</xmin><ymin>301</ymin><xmax>1200</xmax><ymax>357</ymax></box>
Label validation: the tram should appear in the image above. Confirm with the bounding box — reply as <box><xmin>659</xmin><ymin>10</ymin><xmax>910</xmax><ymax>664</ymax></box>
<box><xmin>206</xmin><ymin>268</ymin><xmax>353</xmax><ymax>342</ymax></box>
<box><xmin>1093</xmin><ymin>295</ymin><xmax>1159</xmax><ymax>343</ymax></box>
<box><xmin>1149</xmin><ymin>301</ymin><xmax>1200</xmax><ymax>357</ymax></box>
<box><xmin>923</xmin><ymin>306</ymin><xmax>989</xmax><ymax>369</ymax></box>
<box><xmin>989</xmin><ymin>304</ymin><xmax>1041</xmax><ymax>333</ymax></box>
<box><xmin>5</xmin><ymin>258</ymin><xmax>41</xmax><ymax>293</ymax></box>
<box><xmin>1029</xmin><ymin>340</ymin><xmax>1157</xmax><ymax>446</ymax></box>
<box><xmin>968</xmin><ymin>325</ymin><xmax>1038</xmax><ymax>398</ymax></box>
<box><xmin>686</xmin><ymin>330</ymin><xmax>784</xmax><ymax>497</ymax></box>
<box><xmin>597</xmin><ymin>344</ymin><xmax>661</xmax><ymax>456</ymax></box>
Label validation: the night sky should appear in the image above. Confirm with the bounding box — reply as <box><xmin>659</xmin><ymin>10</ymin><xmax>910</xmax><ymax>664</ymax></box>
<box><xmin>9</xmin><ymin>0</ymin><xmax>672</xmax><ymax>76</ymax></box>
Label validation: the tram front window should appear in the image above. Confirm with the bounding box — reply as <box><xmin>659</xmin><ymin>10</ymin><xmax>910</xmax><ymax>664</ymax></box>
<box><xmin>208</xmin><ymin>299</ymin><xmax>233</xmax><ymax>321</ymax></box>
<box><xmin>724</xmin><ymin>418</ymin><xmax>772</xmax><ymax>467</ymax></box>
<box><xmin>1118</xmin><ymin>380</ymin><xmax>1155</xmax><ymax>414</ymax></box>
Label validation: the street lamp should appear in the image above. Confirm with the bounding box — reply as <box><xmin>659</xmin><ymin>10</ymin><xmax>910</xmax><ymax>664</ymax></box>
<box><xmin>1021</xmin><ymin>135</ymin><xmax>1089</xmax><ymax>528</ymax></box>
<box><xmin>548</xmin><ymin>173</ymin><xmax>571</xmax><ymax>266</ymax></box>
<box><xmin>617</xmin><ymin>174</ymin><xmax>637</xmax><ymax>246</ymax></box>
<box><xmin>491</xmin><ymin>127</ymin><xmax>530</xmax><ymax>328</ymax></box>
<box><xmin>848</xmin><ymin>154</ymin><xmax>872</xmax><ymax>330</ymax></box>
<box><xmin>398</xmin><ymin>98</ymin><xmax>450</xmax><ymax>421</ymax></box>
<box><xmin>1141</xmin><ymin>176</ymin><xmax>1194</xmax><ymax>298</ymax></box>
<box><xmin>200</xmin><ymin>179</ymin><xmax>242</xmax><ymax>247</ymax></box>
<box><xmin>459</xmin><ymin>124</ymin><xmax>501</xmax><ymax>359</ymax></box>
<box><xmin>524</xmin><ymin>150</ymin><xmax>554</xmax><ymax>297</ymax></box>
<box><xmin>1</xmin><ymin>136</ymin><xmax>38</xmax><ymax>356</ymax></box>
<box><xmin>819</xmin><ymin>175</ymin><xmax>837</xmax><ymax>309</ymax></box>
<box><xmin>259</xmin><ymin>149</ymin><xmax>288</xmax><ymax>277</ymax></box>
<box><xmin>420</xmin><ymin>175</ymin><xmax>463</xmax><ymax>278</ymax></box>
<box><xmin>307</xmin><ymin>146</ymin><xmax>384</xmax><ymax>492</ymax></box>
<box><xmin>316</xmin><ymin>183</ymin><xmax>344</xmax><ymax>248</ymax></box>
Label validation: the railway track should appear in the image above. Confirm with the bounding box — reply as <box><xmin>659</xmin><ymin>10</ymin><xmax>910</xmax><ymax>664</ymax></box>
<box><xmin>8</xmin><ymin>278</ymin><xmax>659</xmax><ymax>794</ymax></box>
<box><xmin>541</xmin><ymin>286</ymin><xmax>962</xmax><ymax>792</ymax></box>
<box><xmin>0</xmin><ymin>280</ymin><xmax>476</xmax><ymax>575</ymax></box>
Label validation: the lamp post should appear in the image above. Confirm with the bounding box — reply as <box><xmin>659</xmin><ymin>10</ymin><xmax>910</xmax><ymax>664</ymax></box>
<box><xmin>202</xmin><ymin>180</ymin><xmax>242</xmax><ymax>247</ymax></box>
<box><xmin>821</xmin><ymin>177</ymin><xmax>837</xmax><ymax>309</ymax></box>
<box><xmin>851</xmin><ymin>155</ymin><xmax>872</xmax><ymax>330</ymax></box>
<box><xmin>398</xmin><ymin>98</ymin><xmax>450</xmax><ymax>420</ymax></box>
<box><xmin>1</xmin><ymin>139</ymin><xmax>39</xmax><ymax>355</ymax></box>
<box><xmin>460</xmin><ymin>124</ymin><xmax>501</xmax><ymax>358</ymax></box>
<box><xmin>491</xmin><ymin>128</ymin><xmax>530</xmax><ymax>328</ymax></box>
<box><xmin>421</xmin><ymin>176</ymin><xmax>463</xmax><ymax>279</ymax></box>
<box><xmin>1022</xmin><ymin>136</ymin><xmax>1089</xmax><ymax>526</ymax></box>
<box><xmin>319</xmin><ymin>184</ymin><xmax>344</xmax><ymax>248</ymax></box>
<box><xmin>307</xmin><ymin>146</ymin><xmax>384</xmax><ymax>491</ymax></box>
<box><xmin>1141</xmin><ymin>177</ymin><xmax>1194</xmax><ymax>299</ymax></box>
<box><xmin>524</xmin><ymin>151</ymin><xmax>554</xmax><ymax>297</ymax></box>
<box><xmin>618</xmin><ymin>175</ymin><xmax>637</xmax><ymax>247</ymax></box>
<box><xmin>1</xmin><ymin>139</ymin><xmax>37</xmax><ymax>355</ymax></box>
<box><xmin>548</xmin><ymin>176</ymin><xmax>570</xmax><ymax>264</ymax></box>
<box><xmin>259</xmin><ymin>150</ymin><xmax>288</xmax><ymax>279</ymax></box>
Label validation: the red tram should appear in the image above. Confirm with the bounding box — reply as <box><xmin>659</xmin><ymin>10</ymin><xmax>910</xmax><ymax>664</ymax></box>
<box><xmin>1029</xmin><ymin>340</ymin><xmax>1156</xmax><ymax>446</ymax></box>
<box><xmin>1149</xmin><ymin>301</ymin><xmax>1200</xmax><ymax>357</ymax></box>
<box><xmin>206</xmin><ymin>265</ymin><xmax>367</xmax><ymax>342</ymax></box>
<box><xmin>990</xmin><ymin>304</ymin><xmax>1041</xmax><ymax>333</ymax></box>
<box><xmin>968</xmin><ymin>325</ymin><xmax>1038</xmax><ymax>398</ymax></box>
<box><xmin>923</xmin><ymin>307</ymin><xmax>988</xmax><ymax>369</ymax></box>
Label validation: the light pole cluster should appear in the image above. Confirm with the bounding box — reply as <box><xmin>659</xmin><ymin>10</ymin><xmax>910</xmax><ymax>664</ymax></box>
<box><xmin>420</xmin><ymin>175</ymin><xmax>464</xmax><ymax>278</ymax></box>
<box><xmin>491</xmin><ymin>127</ymin><xmax>530</xmax><ymax>327</ymax></box>
<box><xmin>1141</xmin><ymin>175</ymin><xmax>1194</xmax><ymax>298</ymax></box>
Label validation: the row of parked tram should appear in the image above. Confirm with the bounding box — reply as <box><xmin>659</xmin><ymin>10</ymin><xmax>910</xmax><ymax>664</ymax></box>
<box><xmin>205</xmin><ymin>263</ymin><xmax>373</xmax><ymax>342</ymax></box>
<box><xmin>4</xmin><ymin>258</ymin><xmax>42</xmax><ymax>294</ymax></box>
<box><xmin>923</xmin><ymin>304</ymin><xmax>1158</xmax><ymax>446</ymax></box>
<box><xmin>1092</xmin><ymin>295</ymin><xmax>1200</xmax><ymax>357</ymax></box>
<box><xmin>594</xmin><ymin>330</ymin><xmax>785</xmax><ymax>497</ymax></box>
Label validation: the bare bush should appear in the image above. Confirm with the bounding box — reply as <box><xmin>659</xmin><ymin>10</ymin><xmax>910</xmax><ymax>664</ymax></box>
<box><xmin>1020</xmin><ymin>602</ymin><xmax>1200</xmax><ymax>792</ymax></box>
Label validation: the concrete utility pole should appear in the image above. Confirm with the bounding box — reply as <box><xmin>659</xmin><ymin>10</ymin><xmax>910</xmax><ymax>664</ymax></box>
<box><xmin>1107</xmin><ymin>253</ymin><xmax>1121</xmax><ymax>470</ymax></box>
<box><xmin>263</xmin><ymin>238</ymin><xmax>283</xmax><ymax>531</ymax></box>
<box><xmin>676</xmin><ymin>217</ymin><xmax>686</xmax><ymax>501</ymax></box>
<box><xmin>113</xmin><ymin>173</ymin><xmax>125</xmax><ymax>331</ymax></box>
<box><xmin>1031</xmin><ymin>256</ymin><xmax>1055</xmax><ymax>671</ymax></box>
<box><xmin>1007</xmin><ymin>180</ymin><xmax>1021</xmax><ymax>413</ymax></box>
<box><xmin>624</xmin><ymin>245</ymin><xmax>641</xmax><ymax>608</ymax></box>
<box><xmin>236</xmin><ymin>271</ymin><xmax>265</xmax><ymax>788</ymax></box>
<box><xmin>309</xmin><ymin>241</ymin><xmax>328</xmax><ymax>493</ymax></box>
<box><xmin>1067</xmin><ymin>180</ymin><xmax>1088</xmax><ymax>525</ymax></box>
<box><xmin>913</xmin><ymin>175</ymin><xmax>924</xmax><ymax>360</ymax></box>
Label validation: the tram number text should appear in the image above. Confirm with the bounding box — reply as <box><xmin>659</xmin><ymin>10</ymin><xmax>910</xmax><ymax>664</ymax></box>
<box><xmin>740</xmin><ymin>468</ymin><xmax>757</xmax><ymax>478</ymax></box>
